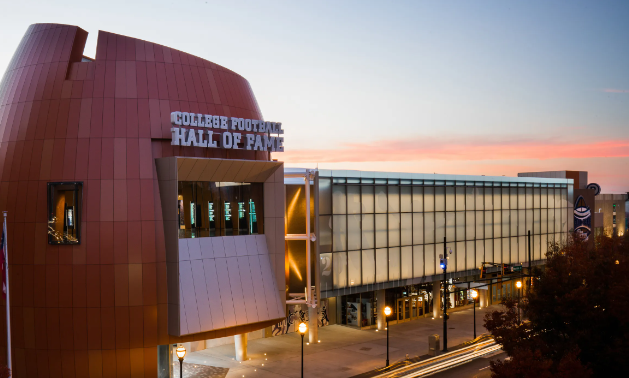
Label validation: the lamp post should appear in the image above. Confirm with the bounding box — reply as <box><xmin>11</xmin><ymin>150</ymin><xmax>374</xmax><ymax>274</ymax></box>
<box><xmin>299</xmin><ymin>322</ymin><xmax>308</xmax><ymax>378</ymax></box>
<box><xmin>176</xmin><ymin>344</ymin><xmax>186</xmax><ymax>378</ymax></box>
<box><xmin>439</xmin><ymin>239</ymin><xmax>451</xmax><ymax>352</ymax></box>
<box><xmin>471</xmin><ymin>289</ymin><xmax>478</xmax><ymax>339</ymax></box>
<box><xmin>384</xmin><ymin>306</ymin><xmax>392</xmax><ymax>367</ymax></box>
<box><xmin>516</xmin><ymin>281</ymin><xmax>522</xmax><ymax>324</ymax></box>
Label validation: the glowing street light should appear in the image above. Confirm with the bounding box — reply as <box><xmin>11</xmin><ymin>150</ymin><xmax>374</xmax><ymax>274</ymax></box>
<box><xmin>176</xmin><ymin>344</ymin><xmax>186</xmax><ymax>378</ymax></box>
<box><xmin>384</xmin><ymin>306</ymin><xmax>392</xmax><ymax>367</ymax></box>
<box><xmin>298</xmin><ymin>322</ymin><xmax>308</xmax><ymax>378</ymax></box>
<box><xmin>471</xmin><ymin>289</ymin><xmax>478</xmax><ymax>339</ymax></box>
<box><xmin>516</xmin><ymin>281</ymin><xmax>522</xmax><ymax>324</ymax></box>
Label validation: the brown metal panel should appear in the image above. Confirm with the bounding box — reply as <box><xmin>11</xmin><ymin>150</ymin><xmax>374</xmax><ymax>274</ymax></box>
<box><xmin>88</xmin><ymin>350</ymin><xmax>103</xmax><ymax>378</ymax></box>
<box><xmin>114</xmin><ymin>307</ymin><xmax>130</xmax><ymax>350</ymax></box>
<box><xmin>176</xmin><ymin>157</ymin><xmax>196</xmax><ymax>181</ymax></box>
<box><xmin>101</xmin><ymin>349</ymin><xmax>116</xmax><ymax>378</ymax></box>
<box><xmin>0</xmin><ymin>23</ymin><xmax>274</xmax><ymax>377</ymax></box>
<box><xmin>115</xmin><ymin>348</ymin><xmax>131</xmax><ymax>378</ymax></box>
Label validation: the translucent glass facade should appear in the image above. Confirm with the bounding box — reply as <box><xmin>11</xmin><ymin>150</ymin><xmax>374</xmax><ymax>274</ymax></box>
<box><xmin>318</xmin><ymin>172</ymin><xmax>573</xmax><ymax>291</ymax></box>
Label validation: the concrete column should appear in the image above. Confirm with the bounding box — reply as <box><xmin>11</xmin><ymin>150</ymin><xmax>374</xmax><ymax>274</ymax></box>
<box><xmin>479</xmin><ymin>289</ymin><xmax>488</xmax><ymax>308</ymax></box>
<box><xmin>235</xmin><ymin>334</ymin><xmax>248</xmax><ymax>362</ymax></box>
<box><xmin>376</xmin><ymin>289</ymin><xmax>386</xmax><ymax>331</ymax></box>
<box><xmin>309</xmin><ymin>306</ymin><xmax>318</xmax><ymax>343</ymax></box>
<box><xmin>156</xmin><ymin>344</ymin><xmax>172</xmax><ymax>378</ymax></box>
<box><xmin>432</xmin><ymin>282</ymin><xmax>442</xmax><ymax>319</ymax></box>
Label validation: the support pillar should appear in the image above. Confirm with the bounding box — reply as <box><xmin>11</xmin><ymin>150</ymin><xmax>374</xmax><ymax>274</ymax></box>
<box><xmin>479</xmin><ymin>289</ymin><xmax>488</xmax><ymax>308</ymax></box>
<box><xmin>156</xmin><ymin>344</ymin><xmax>172</xmax><ymax>378</ymax></box>
<box><xmin>376</xmin><ymin>289</ymin><xmax>386</xmax><ymax>331</ymax></box>
<box><xmin>309</xmin><ymin>305</ymin><xmax>318</xmax><ymax>343</ymax></box>
<box><xmin>235</xmin><ymin>334</ymin><xmax>248</xmax><ymax>362</ymax></box>
<box><xmin>432</xmin><ymin>282</ymin><xmax>442</xmax><ymax>319</ymax></box>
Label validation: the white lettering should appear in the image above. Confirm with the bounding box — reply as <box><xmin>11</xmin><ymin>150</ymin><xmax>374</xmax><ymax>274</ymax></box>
<box><xmin>264</xmin><ymin>135</ymin><xmax>276</xmax><ymax>151</ymax></box>
<box><xmin>222</xmin><ymin>132</ymin><xmax>233</xmax><ymax>148</ymax></box>
<box><xmin>245</xmin><ymin>134</ymin><xmax>255</xmax><ymax>150</ymax></box>
<box><xmin>169</xmin><ymin>111</ymin><xmax>285</xmax><ymax>151</ymax></box>
<box><xmin>207</xmin><ymin>131</ymin><xmax>218</xmax><ymax>148</ymax></box>
<box><xmin>254</xmin><ymin>134</ymin><xmax>263</xmax><ymax>151</ymax></box>
<box><xmin>182</xmin><ymin>112</ymin><xmax>191</xmax><ymax>126</ymax></box>
<box><xmin>171</xmin><ymin>111</ymin><xmax>182</xmax><ymax>126</ymax></box>
<box><xmin>171</xmin><ymin>127</ymin><xmax>186</xmax><ymax>145</ymax></box>
<box><xmin>185</xmin><ymin>128</ymin><xmax>197</xmax><ymax>146</ymax></box>
<box><xmin>233</xmin><ymin>133</ymin><xmax>242</xmax><ymax>149</ymax></box>
<box><xmin>276</xmin><ymin>137</ymin><xmax>284</xmax><ymax>152</ymax></box>
<box><xmin>197</xmin><ymin>130</ymin><xmax>207</xmax><ymax>147</ymax></box>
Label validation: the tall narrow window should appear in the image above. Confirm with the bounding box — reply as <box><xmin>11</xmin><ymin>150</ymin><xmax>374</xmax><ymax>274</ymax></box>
<box><xmin>48</xmin><ymin>182</ymin><xmax>82</xmax><ymax>244</ymax></box>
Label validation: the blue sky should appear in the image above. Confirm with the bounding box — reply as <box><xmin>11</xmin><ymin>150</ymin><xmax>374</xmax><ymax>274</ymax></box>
<box><xmin>1</xmin><ymin>1</ymin><xmax>628</xmax><ymax>191</ymax></box>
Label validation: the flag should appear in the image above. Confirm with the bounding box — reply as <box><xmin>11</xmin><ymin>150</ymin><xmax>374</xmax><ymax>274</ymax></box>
<box><xmin>1</xmin><ymin>224</ymin><xmax>5</xmax><ymax>300</ymax></box>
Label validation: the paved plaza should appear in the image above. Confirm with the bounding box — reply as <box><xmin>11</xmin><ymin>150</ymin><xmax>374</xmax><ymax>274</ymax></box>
<box><xmin>182</xmin><ymin>305</ymin><xmax>499</xmax><ymax>378</ymax></box>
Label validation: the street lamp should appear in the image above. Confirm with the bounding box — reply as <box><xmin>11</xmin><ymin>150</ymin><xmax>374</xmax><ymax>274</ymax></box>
<box><xmin>516</xmin><ymin>281</ymin><xmax>522</xmax><ymax>324</ymax></box>
<box><xmin>298</xmin><ymin>322</ymin><xmax>308</xmax><ymax>378</ymax></box>
<box><xmin>439</xmin><ymin>240</ymin><xmax>452</xmax><ymax>352</ymax></box>
<box><xmin>176</xmin><ymin>344</ymin><xmax>186</xmax><ymax>378</ymax></box>
<box><xmin>471</xmin><ymin>290</ymin><xmax>478</xmax><ymax>339</ymax></box>
<box><xmin>384</xmin><ymin>306</ymin><xmax>392</xmax><ymax>367</ymax></box>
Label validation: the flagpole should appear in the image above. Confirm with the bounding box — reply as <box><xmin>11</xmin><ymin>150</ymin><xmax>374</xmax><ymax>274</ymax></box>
<box><xmin>3</xmin><ymin>211</ymin><xmax>10</xmax><ymax>372</ymax></box>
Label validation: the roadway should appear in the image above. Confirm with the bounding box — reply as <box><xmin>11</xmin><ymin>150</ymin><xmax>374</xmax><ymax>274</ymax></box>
<box><xmin>426</xmin><ymin>351</ymin><xmax>506</xmax><ymax>378</ymax></box>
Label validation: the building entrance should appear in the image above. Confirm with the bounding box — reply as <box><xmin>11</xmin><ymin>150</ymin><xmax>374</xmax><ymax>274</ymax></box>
<box><xmin>396</xmin><ymin>295</ymin><xmax>424</xmax><ymax>322</ymax></box>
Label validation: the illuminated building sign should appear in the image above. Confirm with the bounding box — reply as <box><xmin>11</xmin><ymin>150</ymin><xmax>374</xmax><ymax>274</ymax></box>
<box><xmin>208</xmin><ymin>202</ymin><xmax>214</xmax><ymax>222</ymax></box>
<box><xmin>238</xmin><ymin>202</ymin><xmax>245</xmax><ymax>220</ymax></box>
<box><xmin>224</xmin><ymin>202</ymin><xmax>232</xmax><ymax>221</ymax></box>
<box><xmin>170</xmin><ymin>112</ymin><xmax>284</xmax><ymax>152</ymax></box>
<box><xmin>249</xmin><ymin>199</ymin><xmax>257</xmax><ymax>234</ymax></box>
<box><xmin>190</xmin><ymin>202</ymin><xmax>196</xmax><ymax>227</ymax></box>
<box><xmin>574</xmin><ymin>195</ymin><xmax>591</xmax><ymax>240</ymax></box>
<box><xmin>66</xmin><ymin>207</ymin><xmax>74</xmax><ymax>228</ymax></box>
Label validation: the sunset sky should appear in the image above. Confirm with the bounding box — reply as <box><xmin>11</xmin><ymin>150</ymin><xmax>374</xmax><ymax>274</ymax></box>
<box><xmin>2</xmin><ymin>0</ymin><xmax>628</xmax><ymax>192</ymax></box>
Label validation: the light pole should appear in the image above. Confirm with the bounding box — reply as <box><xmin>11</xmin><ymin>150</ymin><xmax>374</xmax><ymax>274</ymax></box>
<box><xmin>384</xmin><ymin>306</ymin><xmax>392</xmax><ymax>367</ymax></box>
<box><xmin>176</xmin><ymin>344</ymin><xmax>186</xmax><ymax>378</ymax></box>
<box><xmin>299</xmin><ymin>322</ymin><xmax>308</xmax><ymax>378</ymax></box>
<box><xmin>471</xmin><ymin>289</ymin><xmax>478</xmax><ymax>339</ymax></box>
<box><xmin>439</xmin><ymin>239</ymin><xmax>452</xmax><ymax>352</ymax></box>
<box><xmin>516</xmin><ymin>281</ymin><xmax>522</xmax><ymax>324</ymax></box>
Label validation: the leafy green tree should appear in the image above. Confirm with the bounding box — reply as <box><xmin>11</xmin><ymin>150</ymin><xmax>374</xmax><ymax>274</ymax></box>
<box><xmin>484</xmin><ymin>233</ymin><xmax>629</xmax><ymax>377</ymax></box>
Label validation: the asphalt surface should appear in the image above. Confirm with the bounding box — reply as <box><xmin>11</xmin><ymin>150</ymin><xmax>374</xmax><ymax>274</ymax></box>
<box><xmin>427</xmin><ymin>351</ymin><xmax>506</xmax><ymax>378</ymax></box>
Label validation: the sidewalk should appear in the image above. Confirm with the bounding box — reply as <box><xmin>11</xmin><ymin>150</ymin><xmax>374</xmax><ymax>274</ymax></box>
<box><xmin>183</xmin><ymin>305</ymin><xmax>499</xmax><ymax>378</ymax></box>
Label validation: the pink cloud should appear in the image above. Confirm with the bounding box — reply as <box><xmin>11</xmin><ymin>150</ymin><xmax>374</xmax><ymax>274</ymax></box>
<box><xmin>281</xmin><ymin>137</ymin><xmax>629</xmax><ymax>163</ymax></box>
<box><xmin>601</xmin><ymin>88</ymin><xmax>629</xmax><ymax>93</ymax></box>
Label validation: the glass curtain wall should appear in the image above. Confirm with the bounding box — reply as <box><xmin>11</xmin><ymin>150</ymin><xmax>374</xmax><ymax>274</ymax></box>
<box><xmin>178</xmin><ymin>181</ymin><xmax>264</xmax><ymax>238</ymax></box>
<box><xmin>319</xmin><ymin>176</ymin><xmax>571</xmax><ymax>291</ymax></box>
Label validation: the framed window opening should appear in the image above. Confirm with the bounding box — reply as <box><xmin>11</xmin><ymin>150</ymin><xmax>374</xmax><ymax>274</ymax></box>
<box><xmin>47</xmin><ymin>182</ymin><xmax>83</xmax><ymax>245</ymax></box>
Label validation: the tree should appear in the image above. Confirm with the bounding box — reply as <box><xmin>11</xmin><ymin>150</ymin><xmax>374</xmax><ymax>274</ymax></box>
<box><xmin>483</xmin><ymin>233</ymin><xmax>629</xmax><ymax>377</ymax></box>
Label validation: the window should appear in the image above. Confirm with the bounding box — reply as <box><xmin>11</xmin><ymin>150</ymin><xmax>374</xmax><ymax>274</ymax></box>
<box><xmin>178</xmin><ymin>181</ymin><xmax>263</xmax><ymax>238</ymax></box>
<box><xmin>48</xmin><ymin>182</ymin><xmax>82</xmax><ymax>244</ymax></box>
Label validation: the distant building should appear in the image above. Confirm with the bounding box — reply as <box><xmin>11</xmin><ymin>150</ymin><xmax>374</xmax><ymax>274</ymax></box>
<box><xmin>518</xmin><ymin>171</ymin><xmax>627</xmax><ymax>239</ymax></box>
<box><xmin>593</xmin><ymin>194</ymin><xmax>626</xmax><ymax>237</ymax></box>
